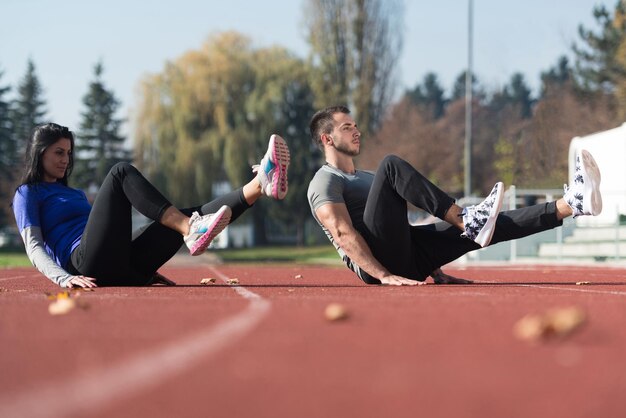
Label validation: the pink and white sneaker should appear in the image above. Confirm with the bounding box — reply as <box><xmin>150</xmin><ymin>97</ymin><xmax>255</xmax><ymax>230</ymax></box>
<box><xmin>252</xmin><ymin>134</ymin><xmax>290</xmax><ymax>200</ymax></box>
<box><xmin>183</xmin><ymin>205</ymin><xmax>231</xmax><ymax>256</ymax></box>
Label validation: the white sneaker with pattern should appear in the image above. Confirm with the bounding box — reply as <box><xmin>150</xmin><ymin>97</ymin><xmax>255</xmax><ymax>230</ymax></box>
<box><xmin>462</xmin><ymin>182</ymin><xmax>504</xmax><ymax>247</ymax></box>
<box><xmin>563</xmin><ymin>149</ymin><xmax>602</xmax><ymax>218</ymax></box>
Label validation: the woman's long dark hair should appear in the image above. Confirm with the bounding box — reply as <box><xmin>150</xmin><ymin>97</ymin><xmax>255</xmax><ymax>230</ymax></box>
<box><xmin>20</xmin><ymin>123</ymin><xmax>75</xmax><ymax>186</ymax></box>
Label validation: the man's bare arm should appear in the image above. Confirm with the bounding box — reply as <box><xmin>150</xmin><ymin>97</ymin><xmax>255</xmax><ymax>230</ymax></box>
<box><xmin>315</xmin><ymin>203</ymin><xmax>420</xmax><ymax>286</ymax></box>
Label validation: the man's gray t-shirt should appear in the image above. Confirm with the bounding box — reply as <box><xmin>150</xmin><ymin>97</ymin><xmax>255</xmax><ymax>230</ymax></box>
<box><xmin>307</xmin><ymin>164</ymin><xmax>374</xmax><ymax>279</ymax></box>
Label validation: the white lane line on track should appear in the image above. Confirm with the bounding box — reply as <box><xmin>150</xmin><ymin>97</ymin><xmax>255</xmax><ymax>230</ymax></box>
<box><xmin>472</xmin><ymin>280</ymin><xmax>626</xmax><ymax>297</ymax></box>
<box><xmin>519</xmin><ymin>284</ymin><xmax>626</xmax><ymax>297</ymax></box>
<box><xmin>0</xmin><ymin>273</ymin><xmax>40</xmax><ymax>282</ymax></box>
<box><xmin>0</xmin><ymin>267</ymin><xmax>270</xmax><ymax>418</ymax></box>
<box><xmin>0</xmin><ymin>276</ymin><xmax>26</xmax><ymax>282</ymax></box>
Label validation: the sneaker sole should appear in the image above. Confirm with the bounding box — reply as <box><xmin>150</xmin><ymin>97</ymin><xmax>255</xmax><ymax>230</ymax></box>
<box><xmin>474</xmin><ymin>182</ymin><xmax>504</xmax><ymax>247</ymax></box>
<box><xmin>270</xmin><ymin>134</ymin><xmax>290</xmax><ymax>200</ymax></box>
<box><xmin>189</xmin><ymin>206</ymin><xmax>232</xmax><ymax>256</ymax></box>
<box><xmin>580</xmin><ymin>149</ymin><xmax>602</xmax><ymax>216</ymax></box>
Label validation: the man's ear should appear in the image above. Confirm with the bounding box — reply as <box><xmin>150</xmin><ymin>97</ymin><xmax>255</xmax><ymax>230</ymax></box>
<box><xmin>322</xmin><ymin>134</ymin><xmax>333</xmax><ymax>146</ymax></box>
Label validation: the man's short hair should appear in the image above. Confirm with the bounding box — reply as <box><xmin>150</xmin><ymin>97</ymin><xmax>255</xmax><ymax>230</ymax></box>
<box><xmin>309</xmin><ymin>105</ymin><xmax>351</xmax><ymax>150</ymax></box>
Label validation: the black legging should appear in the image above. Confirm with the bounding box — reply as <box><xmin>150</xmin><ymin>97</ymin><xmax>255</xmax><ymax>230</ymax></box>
<box><xmin>358</xmin><ymin>155</ymin><xmax>563</xmax><ymax>284</ymax></box>
<box><xmin>68</xmin><ymin>163</ymin><xmax>250</xmax><ymax>286</ymax></box>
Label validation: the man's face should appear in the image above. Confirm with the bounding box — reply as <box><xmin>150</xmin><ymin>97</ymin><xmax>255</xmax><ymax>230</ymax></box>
<box><xmin>328</xmin><ymin>112</ymin><xmax>361</xmax><ymax>156</ymax></box>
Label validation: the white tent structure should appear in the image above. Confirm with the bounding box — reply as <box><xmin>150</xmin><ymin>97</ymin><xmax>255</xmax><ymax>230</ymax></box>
<box><xmin>569</xmin><ymin>123</ymin><xmax>626</xmax><ymax>226</ymax></box>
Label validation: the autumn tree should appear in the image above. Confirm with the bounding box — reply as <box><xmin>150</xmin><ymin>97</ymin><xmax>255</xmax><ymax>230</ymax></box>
<box><xmin>304</xmin><ymin>0</ymin><xmax>404</xmax><ymax>136</ymax></box>
<box><xmin>74</xmin><ymin>62</ymin><xmax>130</xmax><ymax>190</ymax></box>
<box><xmin>134</xmin><ymin>32</ymin><xmax>316</xmax><ymax>245</ymax></box>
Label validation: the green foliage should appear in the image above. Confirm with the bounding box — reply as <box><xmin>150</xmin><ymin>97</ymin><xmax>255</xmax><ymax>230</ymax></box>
<box><xmin>573</xmin><ymin>2</ymin><xmax>626</xmax><ymax>93</ymax></box>
<box><xmin>12</xmin><ymin>59</ymin><xmax>46</xmax><ymax>156</ymax></box>
<box><xmin>0</xmin><ymin>67</ymin><xmax>14</xmax><ymax>228</ymax></box>
<box><xmin>451</xmin><ymin>71</ymin><xmax>482</xmax><ymax>101</ymax></box>
<box><xmin>406</xmin><ymin>72</ymin><xmax>447</xmax><ymax>119</ymax></box>
<box><xmin>493</xmin><ymin>137</ymin><xmax>517</xmax><ymax>186</ymax></box>
<box><xmin>540</xmin><ymin>56</ymin><xmax>572</xmax><ymax>95</ymax></box>
<box><xmin>134</xmin><ymin>32</ymin><xmax>317</xmax><ymax>244</ymax></box>
<box><xmin>0</xmin><ymin>251</ymin><xmax>31</xmax><ymax>268</ymax></box>
<box><xmin>490</xmin><ymin>73</ymin><xmax>534</xmax><ymax>119</ymax></box>
<box><xmin>74</xmin><ymin>61</ymin><xmax>130</xmax><ymax>189</ymax></box>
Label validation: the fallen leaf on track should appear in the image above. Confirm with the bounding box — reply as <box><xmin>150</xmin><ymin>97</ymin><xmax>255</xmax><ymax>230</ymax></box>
<box><xmin>576</xmin><ymin>281</ymin><xmax>591</xmax><ymax>285</ymax></box>
<box><xmin>226</xmin><ymin>278</ymin><xmax>239</xmax><ymax>285</ymax></box>
<box><xmin>48</xmin><ymin>297</ymin><xmax>76</xmax><ymax>315</ymax></box>
<box><xmin>514</xmin><ymin>306</ymin><xmax>586</xmax><ymax>342</ymax></box>
<box><xmin>200</xmin><ymin>278</ymin><xmax>216</xmax><ymax>285</ymax></box>
<box><xmin>47</xmin><ymin>291</ymin><xmax>89</xmax><ymax>315</ymax></box>
<box><xmin>294</xmin><ymin>274</ymin><xmax>303</xmax><ymax>279</ymax></box>
<box><xmin>325</xmin><ymin>303</ymin><xmax>349</xmax><ymax>321</ymax></box>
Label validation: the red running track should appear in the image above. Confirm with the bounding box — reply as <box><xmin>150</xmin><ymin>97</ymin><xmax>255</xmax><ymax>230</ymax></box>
<box><xmin>1</xmin><ymin>256</ymin><xmax>625</xmax><ymax>418</ymax></box>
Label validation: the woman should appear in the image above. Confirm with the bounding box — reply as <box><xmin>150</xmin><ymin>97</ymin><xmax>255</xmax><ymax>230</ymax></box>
<box><xmin>12</xmin><ymin>123</ymin><xmax>290</xmax><ymax>288</ymax></box>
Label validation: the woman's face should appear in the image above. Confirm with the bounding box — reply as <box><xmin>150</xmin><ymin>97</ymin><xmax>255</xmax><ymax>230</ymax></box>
<box><xmin>41</xmin><ymin>138</ymin><xmax>72</xmax><ymax>182</ymax></box>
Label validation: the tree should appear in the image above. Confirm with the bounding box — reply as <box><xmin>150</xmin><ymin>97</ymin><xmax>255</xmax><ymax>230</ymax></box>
<box><xmin>74</xmin><ymin>61</ymin><xmax>130</xmax><ymax>190</ymax></box>
<box><xmin>304</xmin><ymin>0</ymin><xmax>404</xmax><ymax>136</ymax></box>
<box><xmin>12</xmin><ymin>59</ymin><xmax>46</xmax><ymax>158</ymax></box>
<box><xmin>406</xmin><ymin>72</ymin><xmax>447</xmax><ymax>120</ymax></box>
<box><xmin>573</xmin><ymin>1</ymin><xmax>626</xmax><ymax>93</ymax></box>
<box><xmin>540</xmin><ymin>56</ymin><xmax>572</xmax><ymax>95</ymax></box>
<box><xmin>134</xmin><ymin>32</ymin><xmax>316</xmax><ymax>245</ymax></box>
<box><xmin>451</xmin><ymin>70</ymin><xmax>482</xmax><ymax>102</ymax></box>
<box><xmin>0</xmin><ymin>67</ymin><xmax>14</xmax><ymax>228</ymax></box>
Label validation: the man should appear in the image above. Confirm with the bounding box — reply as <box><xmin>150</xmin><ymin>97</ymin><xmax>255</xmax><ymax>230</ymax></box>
<box><xmin>307</xmin><ymin>105</ymin><xmax>602</xmax><ymax>286</ymax></box>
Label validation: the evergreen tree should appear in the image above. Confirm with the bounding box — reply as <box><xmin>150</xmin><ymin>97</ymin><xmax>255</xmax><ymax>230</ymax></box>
<box><xmin>490</xmin><ymin>73</ymin><xmax>534</xmax><ymax>119</ymax></box>
<box><xmin>541</xmin><ymin>56</ymin><xmax>572</xmax><ymax>87</ymax></box>
<box><xmin>451</xmin><ymin>70</ymin><xmax>482</xmax><ymax>101</ymax></box>
<box><xmin>573</xmin><ymin>1</ymin><xmax>626</xmax><ymax>93</ymax></box>
<box><xmin>407</xmin><ymin>72</ymin><xmax>447</xmax><ymax>119</ymax></box>
<box><xmin>12</xmin><ymin>59</ymin><xmax>47</xmax><ymax>157</ymax></box>
<box><xmin>507</xmin><ymin>73</ymin><xmax>534</xmax><ymax>118</ymax></box>
<box><xmin>0</xmin><ymin>68</ymin><xmax>13</xmax><ymax>179</ymax></box>
<box><xmin>74</xmin><ymin>61</ymin><xmax>130</xmax><ymax>190</ymax></box>
<box><xmin>0</xmin><ymin>67</ymin><xmax>14</xmax><ymax>228</ymax></box>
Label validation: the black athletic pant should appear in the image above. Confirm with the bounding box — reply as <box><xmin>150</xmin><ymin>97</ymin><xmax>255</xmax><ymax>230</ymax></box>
<box><xmin>68</xmin><ymin>163</ymin><xmax>250</xmax><ymax>286</ymax></box>
<box><xmin>358</xmin><ymin>155</ymin><xmax>563</xmax><ymax>284</ymax></box>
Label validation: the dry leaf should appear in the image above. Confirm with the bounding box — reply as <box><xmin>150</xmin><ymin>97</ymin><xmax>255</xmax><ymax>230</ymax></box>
<box><xmin>48</xmin><ymin>297</ymin><xmax>76</xmax><ymax>315</ymax></box>
<box><xmin>45</xmin><ymin>291</ymin><xmax>70</xmax><ymax>300</ymax></box>
<box><xmin>576</xmin><ymin>281</ymin><xmax>591</xmax><ymax>285</ymax></box>
<box><xmin>514</xmin><ymin>306</ymin><xmax>586</xmax><ymax>342</ymax></box>
<box><xmin>324</xmin><ymin>303</ymin><xmax>349</xmax><ymax>321</ymax></box>
<box><xmin>294</xmin><ymin>274</ymin><xmax>303</xmax><ymax>279</ymax></box>
<box><xmin>200</xmin><ymin>278</ymin><xmax>216</xmax><ymax>285</ymax></box>
<box><xmin>226</xmin><ymin>278</ymin><xmax>239</xmax><ymax>285</ymax></box>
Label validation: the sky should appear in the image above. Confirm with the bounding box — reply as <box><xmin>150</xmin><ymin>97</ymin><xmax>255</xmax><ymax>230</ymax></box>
<box><xmin>0</xmin><ymin>0</ymin><xmax>616</xmax><ymax>136</ymax></box>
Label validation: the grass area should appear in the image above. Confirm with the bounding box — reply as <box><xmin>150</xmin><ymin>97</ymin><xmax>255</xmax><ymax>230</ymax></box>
<box><xmin>0</xmin><ymin>251</ymin><xmax>31</xmax><ymax>268</ymax></box>
<box><xmin>214</xmin><ymin>245</ymin><xmax>340</xmax><ymax>264</ymax></box>
<box><xmin>0</xmin><ymin>246</ymin><xmax>341</xmax><ymax>268</ymax></box>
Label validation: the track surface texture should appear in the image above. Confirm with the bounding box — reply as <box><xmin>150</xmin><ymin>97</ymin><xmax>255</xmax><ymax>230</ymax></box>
<box><xmin>1</xmin><ymin>255</ymin><xmax>625</xmax><ymax>418</ymax></box>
